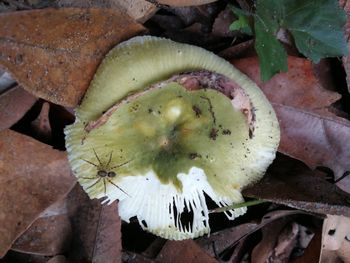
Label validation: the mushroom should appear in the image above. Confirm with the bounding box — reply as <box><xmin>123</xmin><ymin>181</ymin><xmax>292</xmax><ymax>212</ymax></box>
<box><xmin>65</xmin><ymin>36</ymin><xmax>280</xmax><ymax>240</ymax></box>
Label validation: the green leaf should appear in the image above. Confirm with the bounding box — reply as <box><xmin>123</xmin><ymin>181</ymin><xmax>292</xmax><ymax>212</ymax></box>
<box><xmin>229</xmin><ymin>6</ymin><xmax>253</xmax><ymax>35</ymax></box>
<box><xmin>253</xmin><ymin>0</ymin><xmax>348</xmax><ymax>81</ymax></box>
<box><xmin>254</xmin><ymin>0</ymin><xmax>288</xmax><ymax>81</ymax></box>
<box><xmin>281</xmin><ymin>0</ymin><xmax>348</xmax><ymax>63</ymax></box>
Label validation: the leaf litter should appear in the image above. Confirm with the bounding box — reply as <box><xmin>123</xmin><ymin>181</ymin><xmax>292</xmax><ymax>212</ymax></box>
<box><xmin>0</xmin><ymin>1</ymin><xmax>350</xmax><ymax>262</ymax></box>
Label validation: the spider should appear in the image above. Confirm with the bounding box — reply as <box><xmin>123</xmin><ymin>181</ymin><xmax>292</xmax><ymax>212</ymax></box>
<box><xmin>81</xmin><ymin>149</ymin><xmax>131</xmax><ymax>197</ymax></box>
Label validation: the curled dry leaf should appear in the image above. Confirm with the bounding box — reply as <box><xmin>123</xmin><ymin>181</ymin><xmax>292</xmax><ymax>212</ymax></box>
<box><xmin>0</xmin><ymin>8</ymin><xmax>145</xmax><ymax>107</ymax></box>
<box><xmin>232</xmin><ymin>57</ymin><xmax>350</xmax><ymax>184</ymax></box>
<box><xmin>0</xmin><ymin>129</ymin><xmax>76</xmax><ymax>258</ymax></box>
<box><xmin>196</xmin><ymin>210</ymin><xmax>306</xmax><ymax>259</ymax></box>
<box><xmin>0</xmin><ymin>86</ymin><xmax>37</xmax><ymax>131</ymax></box>
<box><xmin>244</xmin><ymin>155</ymin><xmax>350</xmax><ymax>217</ymax></box>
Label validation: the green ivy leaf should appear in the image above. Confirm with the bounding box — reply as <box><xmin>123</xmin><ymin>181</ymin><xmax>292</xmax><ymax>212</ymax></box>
<box><xmin>253</xmin><ymin>0</ymin><xmax>348</xmax><ymax>81</ymax></box>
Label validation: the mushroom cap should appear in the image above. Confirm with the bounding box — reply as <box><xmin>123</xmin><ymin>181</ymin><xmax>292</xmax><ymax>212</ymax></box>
<box><xmin>65</xmin><ymin>36</ymin><xmax>280</xmax><ymax>240</ymax></box>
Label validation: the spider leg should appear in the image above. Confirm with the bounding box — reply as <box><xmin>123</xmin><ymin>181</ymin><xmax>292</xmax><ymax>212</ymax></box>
<box><xmin>103</xmin><ymin>179</ymin><xmax>107</xmax><ymax>195</ymax></box>
<box><xmin>81</xmin><ymin>176</ymin><xmax>97</xmax><ymax>179</ymax></box>
<box><xmin>93</xmin><ymin>148</ymin><xmax>103</xmax><ymax>166</ymax></box>
<box><xmin>107</xmin><ymin>151</ymin><xmax>113</xmax><ymax>167</ymax></box>
<box><xmin>110</xmin><ymin>159</ymin><xmax>133</xmax><ymax>169</ymax></box>
<box><xmin>107</xmin><ymin>179</ymin><xmax>131</xmax><ymax>197</ymax></box>
<box><xmin>81</xmin><ymin>159</ymin><xmax>98</xmax><ymax>167</ymax></box>
<box><xmin>86</xmin><ymin>178</ymin><xmax>101</xmax><ymax>189</ymax></box>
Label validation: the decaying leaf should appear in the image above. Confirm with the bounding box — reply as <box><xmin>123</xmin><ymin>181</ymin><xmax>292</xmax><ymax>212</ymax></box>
<box><xmin>0</xmin><ymin>86</ymin><xmax>37</xmax><ymax>131</ymax></box>
<box><xmin>232</xmin><ymin>57</ymin><xmax>350</xmax><ymax>183</ymax></box>
<box><xmin>156</xmin><ymin>240</ymin><xmax>218</xmax><ymax>263</ymax></box>
<box><xmin>244</xmin><ymin>154</ymin><xmax>350</xmax><ymax>217</ymax></box>
<box><xmin>0</xmin><ymin>129</ymin><xmax>75</xmax><ymax>257</ymax></box>
<box><xmin>0</xmin><ymin>8</ymin><xmax>145</xmax><ymax>107</ymax></box>
<box><xmin>320</xmin><ymin>215</ymin><xmax>350</xmax><ymax>263</ymax></box>
<box><xmin>12</xmin><ymin>197</ymin><xmax>72</xmax><ymax>256</ymax></box>
<box><xmin>56</xmin><ymin>0</ymin><xmax>157</xmax><ymax>23</ymax></box>
<box><xmin>196</xmin><ymin>210</ymin><xmax>307</xmax><ymax>260</ymax></box>
<box><xmin>66</xmin><ymin>185</ymin><xmax>122</xmax><ymax>263</ymax></box>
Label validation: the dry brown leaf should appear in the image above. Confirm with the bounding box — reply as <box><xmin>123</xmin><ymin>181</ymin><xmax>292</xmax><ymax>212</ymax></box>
<box><xmin>291</xmin><ymin>228</ymin><xmax>322</xmax><ymax>263</ymax></box>
<box><xmin>251</xmin><ymin>220</ymin><xmax>293</xmax><ymax>263</ymax></box>
<box><xmin>320</xmin><ymin>215</ymin><xmax>350</xmax><ymax>263</ymax></box>
<box><xmin>244</xmin><ymin>154</ymin><xmax>350</xmax><ymax>217</ymax></box>
<box><xmin>92</xmin><ymin>202</ymin><xmax>122</xmax><ymax>263</ymax></box>
<box><xmin>12</xmin><ymin>196</ymin><xmax>73</xmax><ymax>256</ymax></box>
<box><xmin>0</xmin><ymin>129</ymin><xmax>76</xmax><ymax>258</ymax></box>
<box><xmin>156</xmin><ymin>240</ymin><xmax>218</xmax><ymax>263</ymax></box>
<box><xmin>232</xmin><ymin>57</ymin><xmax>341</xmax><ymax>112</ymax></box>
<box><xmin>232</xmin><ymin>57</ymin><xmax>350</xmax><ymax>182</ymax></box>
<box><xmin>156</xmin><ymin>0</ymin><xmax>217</xmax><ymax>7</ymax></box>
<box><xmin>197</xmin><ymin>210</ymin><xmax>306</xmax><ymax>260</ymax></box>
<box><xmin>0</xmin><ymin>8</ymin><xmax>145</xmax><ymax>107</ymax></box>
<box><xmin>0</xmin><ymin>86</ymin><xmax>37</xmax><ymax>131</ymax></box>
<box><xmin>56</xmin><ymin>0</ymin><xmax>157</xmax><ymax>23</ymax></box>
<box><xmin>66</xmin><ymin>185</ymin><xmax>122</xmax><ymax>263</ymax></box>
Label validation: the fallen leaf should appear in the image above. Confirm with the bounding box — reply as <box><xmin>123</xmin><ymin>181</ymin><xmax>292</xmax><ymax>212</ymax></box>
<box><xmin>291</xmin><ymin>228</ymin><xmax>322</xmax><ymax>263</ymax></box>
<box><xmin>251</xmin><ymin>220</ymin><xmax>294</xmax><ymax>263</ymax></box>
<box><xmin>275</xmin><ymin>105</ymin><xmax>350</xmax><ymax>190</ymax></box>
<box><xmin>0</xmin><ymin>129</ymin><xmax>76</xmax><ymax>257</ymax></box>
<box><xmin>156</xmin><ymin>0</ymin><xmax>218</xmax><ymax>7</ymax></box>
<box><xmin>56</xmin><ymin>0</ymin><xmax>157</xmax><ymax>23</ymax></box>
<box><xmin>47</xmin><ymin>255</ymin><xmax>67</xmax><ymax>263</ymax></box>
<box><xmin>232</xmin><ymin>57</ymin><xmax>341</xmax><ymax>113</ymax></box>
<box><xmin>197</xmin><ymin>210</ymin><xmax>306</xmax><ymax>259</ymax></box>
<box><xmin>232</xmin><ymin>57</ymin><xmax>350</xmax><ymax>182</ymax></box>
<box><xmin>0</xmin><ymin>8</ymin><xmax>145</xmax><ymax>107</ymax></box>
<box><xmin>320</xmin><ymin>215</ymin><xmax>350</xmax><ymax>263</ymax></box>
<box><xmin>0</xmin><ymin>86</ymin><xmax>37</xmax><ymax>131</ymax></box>
<box><xmin>12</xmin><ymin>195</ymin><xmax>73</xmax><ymax>256</ymax></box>
<box><xmin>243</xmin><ymin>154</ymin><xmax>350</xmax><ymax>217</ymax></box>
<box><xmin>91</xmin><ymin>202</ymin><xmax>122</xmax><ymax>263</ymax></box>
<box><xmin>156</xmin><ymin>240</ymin><xmax>218</xmax><ymax>263</ymax></box>
<box><xmin>66</xmin><ymin>185</ymin><xmax>122</xmax><ymax>263</ymax></box>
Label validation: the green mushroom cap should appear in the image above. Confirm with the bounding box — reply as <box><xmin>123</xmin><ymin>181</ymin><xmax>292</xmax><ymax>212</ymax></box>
<box><xmin>65</xmin><ymin>36</ymin><xmax>280</xmax><ymax>240</ymax></box>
